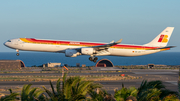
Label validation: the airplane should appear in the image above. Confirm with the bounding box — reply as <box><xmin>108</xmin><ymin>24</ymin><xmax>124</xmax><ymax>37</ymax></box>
<box><xmin>4</xmin><ymin>27</ymin><xmax>175</xmax><ymax>62</ymax></box>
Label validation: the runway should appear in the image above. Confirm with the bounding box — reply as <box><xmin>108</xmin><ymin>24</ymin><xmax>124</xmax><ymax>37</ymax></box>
<box><xmin>0</xmin><ymin>68</ymin><xmax>178</xmax><ymax>94</ymax></box>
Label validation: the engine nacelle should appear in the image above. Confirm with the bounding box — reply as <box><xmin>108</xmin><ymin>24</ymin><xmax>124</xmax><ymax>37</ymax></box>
<box><xmin>81</xmin><ymin>48</ymin><xmax>94</xmax><ymax>55</ymax></box>
<box><xmin>65</xmin><ymin>49</ymin><xmax>78</xmax><ymax>57</ymax></box>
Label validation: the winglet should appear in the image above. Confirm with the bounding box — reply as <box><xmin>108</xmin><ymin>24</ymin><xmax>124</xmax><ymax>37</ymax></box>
<box><xmin>115</xmin><ymin>39</ymin><xmax>123</xmax><ymax>44</ymax></box>
<box><xmin>110</xmin><ymin>40</ymin><xmax>114</xmax><ymax>43</ymax></box>
<box><xmin>92</xmin><ymin>39</ymin><xmax>123</xmax><ymax>49</ymax></box>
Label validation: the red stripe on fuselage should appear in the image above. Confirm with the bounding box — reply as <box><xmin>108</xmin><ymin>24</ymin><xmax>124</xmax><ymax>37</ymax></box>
<box><xmin>24</xmin><ymin>38</ymin><xmax>158</xmax><ymax>50</ymax></box>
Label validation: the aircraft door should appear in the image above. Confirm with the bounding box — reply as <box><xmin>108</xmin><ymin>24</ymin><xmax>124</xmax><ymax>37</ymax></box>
<box><xmin>56</xmin><ymin>42</ymin><xmax>60</xmax><ymax>48</ymax></box>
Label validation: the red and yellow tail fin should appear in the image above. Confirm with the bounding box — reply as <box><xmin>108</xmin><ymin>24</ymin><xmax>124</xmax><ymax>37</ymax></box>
<box><xmin>144</xmin><ymin>27</ymin><xmax>174</xmax><ymax>47</ymax></box>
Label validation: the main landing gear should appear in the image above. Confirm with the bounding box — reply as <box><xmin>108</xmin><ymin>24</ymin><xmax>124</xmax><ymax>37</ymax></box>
<box><xmin>16</xmin><ymin>49</ymin><xmax>19</xmax><ymax>56</ymax></box>
<box><xmin>89</xmin><ymin>56</ymin><xmax>98</xmax><ymax>62</ymax></box>
<box><xmin>16</xmin><ymin>53</ymin><xmax>19</xmax><ymax>56</ymax></box>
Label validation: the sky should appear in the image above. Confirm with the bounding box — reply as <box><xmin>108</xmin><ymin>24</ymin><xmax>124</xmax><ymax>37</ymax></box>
<box><xmin>0</xmin><ymin>0</ymin><xmax>180</xmax><ymax>52</ymax></box>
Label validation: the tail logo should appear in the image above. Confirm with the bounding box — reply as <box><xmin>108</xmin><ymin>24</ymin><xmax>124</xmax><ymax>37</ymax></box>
<box><xmin>158</xmin><ymin>35</ymin><xmax>168</xmax><ymax>43</ymax></box>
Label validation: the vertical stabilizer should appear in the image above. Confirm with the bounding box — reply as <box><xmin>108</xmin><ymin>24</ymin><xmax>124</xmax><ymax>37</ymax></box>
<box><xmin>144</xmin><ymin>27</ymin><xmax>174</xmax><ymax>47</ymax></box>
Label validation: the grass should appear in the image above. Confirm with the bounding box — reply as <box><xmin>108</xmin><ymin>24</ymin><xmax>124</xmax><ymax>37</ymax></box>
<box><xmin>0</xmin><ymin>70</ymin><xmax>127</xmax><ymax>74</ymax></box>
<box><xmin>1</xmin><ymin>65</ymin><xmax>179</xmax><ymax>73</ymax></box>
<box><xmin>0</xmin><ymin>75</ymin><xmax>141</xmax><ymax>82</ymax></box>
<box><xmin>117</xmin><ymin>65</ymin><xmax>180</xmax><ymax>69</ymax></box>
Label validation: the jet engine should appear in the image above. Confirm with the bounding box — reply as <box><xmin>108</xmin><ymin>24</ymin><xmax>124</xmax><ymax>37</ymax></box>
<box><xmin>81</xmin><ymin>48</ymin><xmax>94</xmax><ymax>55</ymax></box>
<box><xmin>65</xmin><ymin>49</ymin><xmax>78</xmax><ymax>57</ymax></box>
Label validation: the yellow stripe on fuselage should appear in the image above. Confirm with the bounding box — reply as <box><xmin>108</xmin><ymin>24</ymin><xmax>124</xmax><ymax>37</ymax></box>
<box><xmin>19</xmin><ymin>38</ymin><xmax>159</xmax><ymax>51</ymax></box>
<box><xmin>20</xmin><ymin>38</ymin><xmax>32</xmax><ymax>43</ymax></box>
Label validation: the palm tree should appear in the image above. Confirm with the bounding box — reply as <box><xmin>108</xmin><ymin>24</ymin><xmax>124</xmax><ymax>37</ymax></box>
<box><xmin>88</xmin><ymin>88</ymin><xmax>115</xmax><ymax>101</ymax></box>
<box><xmin>114</xmin><ymin>83</ymin><xmax>138</xmax><ymax>101</ymax></box>
<box><xmin>162</xmin><ymin>94</ymin><xmax>179</xmax><ymax>101</ymax></box>
<box><xmin>0</xmin><ymin>85</ymin><xmax>44</xmax><ymax>101</ymax></box>
<box><xmin>43</xmin><ymin>78</ymin><xmax>63</xmax><ymax>101</ymax></box>
<box><xmin>0</xmin><ymin>89</ymin><xmax>19</xmax><ymax>101</ymax></box>
<box><xmin>21</xmin><ymin>84</ymin><xmax>45</xmax><ymax>101</ymax></box>
<box><xmin>43</xmin><ymin>73</ymin><xmax>102</xmax><ymax>101</ymax></box>
<box><xmin>137</xmin><ymin>80</ymin><xmax>179</xmax><ymax>101</ymax></box>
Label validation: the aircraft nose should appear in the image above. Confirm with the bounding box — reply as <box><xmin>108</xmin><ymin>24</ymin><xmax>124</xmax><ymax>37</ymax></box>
<box><xmin>3</xmin><ymin>41</ymin><xmax>8</xmax><ymax>47</ymax></box>
<box><xmin>4</xmin><ymin>40</ymin><xmax>12</xmax><ymax>47</ymax></box>
<box><xmin>3</xmin><ymin>42</ymin><xmax>7</xmax><ymax>46</ymax></box>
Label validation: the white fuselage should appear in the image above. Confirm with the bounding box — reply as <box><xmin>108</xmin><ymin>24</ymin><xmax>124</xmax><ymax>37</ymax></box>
<box><xmin>4</xmin><ymin>38</ymin><xmax>162</xmax><ymax>57</ymax></box>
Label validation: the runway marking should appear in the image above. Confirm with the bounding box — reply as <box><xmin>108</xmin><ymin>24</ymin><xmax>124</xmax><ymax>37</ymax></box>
<box><xmin>100</xmin><ymin>68</ymin><xmax>122</xmax><ymax>70</ymax></box>
<box><xmin>100</xmin><ymin>69</ymin><xmax>122</xmax><ymax>70</ymax></box>
<box><xmin>133</xmin><ymin>72</ymin><xmax>177</xmax><ymax>74</ymax></box>
<box><xmin>165</xmin><ymin>81</ymin><xmax>178</xmax><ymax>85</ymax></box>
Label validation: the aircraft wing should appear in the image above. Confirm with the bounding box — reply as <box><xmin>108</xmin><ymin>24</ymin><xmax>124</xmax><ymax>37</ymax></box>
<box><xmin>92</xmin><ymin>39</ymin><xmax>122</xmax><ymax>50</ymax></box>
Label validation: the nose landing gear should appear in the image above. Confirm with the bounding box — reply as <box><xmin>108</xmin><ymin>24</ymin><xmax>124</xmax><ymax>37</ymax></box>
<box><xmin>16</xmin><ymin>49</ymin><xmax>19</xmax><ymax>56</ymax></box>
<box><xmin>89</xmin><ymin>56</ymin><xmax>98</xmax><ymax>62</ymax></box>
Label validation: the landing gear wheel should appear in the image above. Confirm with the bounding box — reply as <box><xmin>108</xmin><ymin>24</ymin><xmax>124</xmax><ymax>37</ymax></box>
<box><xmin>89</xmin><ymin>56</ymin><xmax>98</xmax><ymax>62</ymax></box>
<box><xmin>16</xmin><ymin>53</ymin><xmax>19</xmax><ymax>56</ymax></box>
<box><xmin>93</xmin><ymin>57</ymin><xmax>98</xmax><ymax>62</ymax></box>
<box><xmin>89</xmin><ymin>57</ymin><xmax>93</xmax><ymax>61</ymax></box>
<box><xmin>93</xmin><ymin>59</ymin><xmax>97</xmax><ymax>62</ymax></box>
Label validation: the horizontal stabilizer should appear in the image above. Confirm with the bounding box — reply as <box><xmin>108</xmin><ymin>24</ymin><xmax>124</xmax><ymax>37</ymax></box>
<box><xmin>156</xmin><ymin>46</ymin><xmax>176</xmax><ymax>49</ymax></box>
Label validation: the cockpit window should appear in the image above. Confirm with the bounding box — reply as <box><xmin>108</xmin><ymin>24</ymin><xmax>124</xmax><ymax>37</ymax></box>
<box><xmin>7</xmin><ymin>40</ymin><xmax>11</xmax><ymax>42</ymax></box>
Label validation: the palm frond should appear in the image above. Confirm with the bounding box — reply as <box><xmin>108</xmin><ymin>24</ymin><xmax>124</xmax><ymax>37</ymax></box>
<box><xmin>33</xmin><ymin>89</ymin><xmax>45</xmax><ymax>99</ymax></box>
<box><xmin>0</xmin><ymin>93</ymin><xmax>19</xmax><ymax>101</ymax></box>
<box><xmin>42</xmin><ymin>86</ymin><xmax>53</xmax><ymax>98</ymax></box>
<box><xmin>21</xmin><ymin>84</ymin><xmax>32</xmax><ymax>100</ymax></box>
<box><xmin>49</xmin><ymin>80</ymin><xmax>56</xmax><ymax>96</ymax></box>
<box><xmin>56</xmin><ymin>78</ymin><xmax>61</xmax><ymax>95</ymax></box>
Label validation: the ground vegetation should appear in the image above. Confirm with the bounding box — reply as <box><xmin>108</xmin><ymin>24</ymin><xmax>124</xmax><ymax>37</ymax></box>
<box><xmin>0</xmin><ymin>74</ymin><xmax>178</xmax><ymax>101</ymax></box>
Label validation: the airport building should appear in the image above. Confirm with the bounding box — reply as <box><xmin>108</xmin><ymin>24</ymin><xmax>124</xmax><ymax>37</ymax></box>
<box><xmin>43</xmin><ymin>62</ymin><xmax>61</xmax><ymax>67</ymax></box>
<box><xmin>96</xmin><ymin>59</ymin><xmax>114</xmax><ymax>67</ymax></box>
<box><xmin>0</xmin><ymin>60</ymin><xmax>25</xmax><ymax>70</ymax></box>
<box><xmin>148</xmin><ymin>64</ymin><xmax>155</xmax><ymax>68</ymax></box>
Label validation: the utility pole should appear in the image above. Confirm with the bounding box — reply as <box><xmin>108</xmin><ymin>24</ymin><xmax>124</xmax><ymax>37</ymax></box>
<box><xmin>62</xmin><ymin>66</ymin><xmax>64</xmax><ymax>77</ymax></box>
<box><xmin>62</xmin><ymin>66</ymin><xmax>68</xmax><ymax>77</ymax></box>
